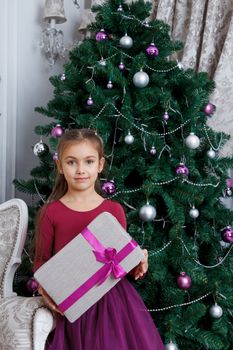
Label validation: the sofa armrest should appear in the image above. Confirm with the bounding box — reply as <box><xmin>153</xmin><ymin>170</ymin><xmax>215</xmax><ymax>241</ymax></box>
<box><xmin>33</xmin><ymin>304</ymin><xmax>55</xmax><ymax>350</ymax></box>
<box><xmin>0</xmin><ymin>296</ymin><xmax>55</xmax><ymax>350</ymax></box>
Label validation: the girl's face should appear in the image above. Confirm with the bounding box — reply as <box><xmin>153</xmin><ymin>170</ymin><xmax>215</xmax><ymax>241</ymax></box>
<box><xmin>57</xmin><ymin>140</ymin><xmax>105</xmax><ymax>193</ymax></box>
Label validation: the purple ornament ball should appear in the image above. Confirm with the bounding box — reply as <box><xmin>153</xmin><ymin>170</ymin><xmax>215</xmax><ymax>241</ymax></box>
<box><xmin>96</xmin><ymin>29</ymin><xmax>108</xmax><ymax>41</ymax></box>
<box><xmin>176</xmin><ymin>163</ymin><xmax>189</xmax><ymax>176</ymax></box>
<box><xmin>221</xmin><ymin>226</ymin><xmax>233</xmax><ymax>243</ymax></box>
<box><xmin>150</xmin><ymin>146</ymin><xmax>157</xmax><ymax>155</ymax></box>
<box><xmin>118</xmin><ymin>62</ymin><xmax>125</xmax><ymax>71</ymax></box>
<box><xmin>163</xmin><ymin>111</ymin><xmax>170</xmax><ymax>121</ymax></box>
<box><xmin>86</xmin><ymin>97</ymin><xmax>94</xmax><ymax>106</ymax></box>
<box><xmin>177</xmin><ymin>272</ymin><xmax>192</xmax><ymax>290</ymax></box>
<box><xmin>52</xmin><ymin>152</ymin><xmax>59</xmax><ymax>161</ymax></box>
<box><xmin>51</xmin><ymin>124</ymin><xmax>64</xmax><ymax>137</ymax></box>
<box><xmin>226</xmin><ymin>178</ymin><xmax>233</xmax><ymax>188</ymax></box>
<box><xmin>107</xmin><ymin>80</ymin><xmax>113</xmax><ymax>89</ymax></box>
<box><xmin>26</xmin><ymin>277</ymin><xmax>39</xmax><ymax>293</ymax></box>
<box><xmin>146</xmin><ymin>43</ymin><xmax>159</xmax><ymax>57</ymax></box>
<box><xmin>101</xmin><ymin>180</ymin><xmax>116</xmax><ymax>195</ymax></box>
<box><xmin>203</xmin><ymin>102</ymin><xmax>216</xmax><ymax>116</ymax></box>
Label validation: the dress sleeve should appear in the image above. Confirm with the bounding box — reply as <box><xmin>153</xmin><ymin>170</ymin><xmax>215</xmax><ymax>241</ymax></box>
<box><xmin>33</xmin><ymin>209</ymin><xmax>55</xmax><ymax>272</ymax></box>
<box><xmin>113</xmin><ymin>202</ymin><xmax>127</xmax><ymax>230</ymax></box>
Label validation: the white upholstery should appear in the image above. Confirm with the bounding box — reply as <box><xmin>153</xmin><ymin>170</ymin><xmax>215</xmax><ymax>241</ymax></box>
<box><xmin>0</xmin><ymin>199</ymin><xmax>55</xmax><ymax>350</ymax></box>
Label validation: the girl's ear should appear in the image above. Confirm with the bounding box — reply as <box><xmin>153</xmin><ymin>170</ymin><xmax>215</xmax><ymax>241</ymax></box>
<box><xmin>98</xmin><ymin>157</ymin><xmax>105</xmax><ymax>173</ymax></box>
<box><xmin>56</xmin><ymin>160</ymin><xmax>63</xmax><ymax>174</ymax></box>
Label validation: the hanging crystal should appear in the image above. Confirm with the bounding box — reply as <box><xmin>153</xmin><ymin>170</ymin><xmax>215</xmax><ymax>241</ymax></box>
<box><xmin>40</xmin><ymin>19</ymin><xmax>66</xmax><ymax>66</ymax></box>
<box><xmin>41</xmin><ymin>0</ymin><xmax>67</xmax><ymax>67</ymax></box>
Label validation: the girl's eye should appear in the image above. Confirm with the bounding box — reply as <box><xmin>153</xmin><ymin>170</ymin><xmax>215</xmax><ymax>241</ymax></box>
<box><xmin>87</xmin><ymin>159</ymin><xmax>94</xmax><ymax>164</ymax></box>
<box><xmin>67</xmin><ymin>160</ymin><xmax>75</xmax><ymax>165</ymax></box>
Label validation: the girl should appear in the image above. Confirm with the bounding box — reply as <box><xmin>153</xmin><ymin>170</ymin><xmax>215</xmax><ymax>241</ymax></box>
<box><xmin>34</xmin><ymin>129</ymin><xmax>165</xmax><ymax>350</ymax></box>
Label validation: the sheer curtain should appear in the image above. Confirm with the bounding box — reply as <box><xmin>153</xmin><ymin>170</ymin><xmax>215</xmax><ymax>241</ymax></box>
<box><xmin>79</xmin><ymin>0</ymin><xmax>233</xmax><ymax>157</ymax></box>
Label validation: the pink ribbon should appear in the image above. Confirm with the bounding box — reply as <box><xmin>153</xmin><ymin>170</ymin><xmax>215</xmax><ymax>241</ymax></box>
<box><xmin>93</xmin><ymin>247</ymin><xmax>126</xmax><ymax>284</ymax></box>
<box><xmin>58</xmin><ymin>227</ymin><xmax>138</xmax><ymax>313</ymax></box>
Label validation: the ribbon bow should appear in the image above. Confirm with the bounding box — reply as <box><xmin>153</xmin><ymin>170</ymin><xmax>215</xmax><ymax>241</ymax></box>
<box><xmin>57</xmin><ymin>227</ymin><xmax>138</xmax><ymax>313</ymax></box>
<box><xmin>93</xmin><ymin>247</ymin><xmax>126</xmax><ymax>285</ymax></box>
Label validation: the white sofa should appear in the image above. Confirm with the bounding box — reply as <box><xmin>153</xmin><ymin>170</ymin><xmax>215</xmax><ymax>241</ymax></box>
<box><xmin>0</xmin><ymin>199</ymin><xmax>55</xmax><ymax>350</ymax></box>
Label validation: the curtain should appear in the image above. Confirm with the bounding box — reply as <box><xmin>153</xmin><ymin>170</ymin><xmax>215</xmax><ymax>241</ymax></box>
<box><xmin>79</xmin><ymin>0</ymin><xmax>233</xmax><ymax>157</ymax></box>
<box><xmin>151</xmin><ymin>0</ymin><xmax>233</xmax><ymax>157</ymax></box>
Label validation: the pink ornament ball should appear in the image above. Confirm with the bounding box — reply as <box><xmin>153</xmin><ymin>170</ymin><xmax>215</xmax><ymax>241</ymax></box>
<box><xmin>221</xmin><ymin>226</ymin><xmax>233</xmax><ymax>243</ymax></box>
<box><xmin>146</xmin><ymin>43</ymin><xmax>159</xmax><ymax>57</ymax></box>
<box><xmin>51</xmin><ymin>124</ymin><xmax>64</xmax><ymax>137</ymax></box>
<box><xmin>176</xmin><ymin>163</ymin><xmax>189</xmax><ymax>176</ymax></box>
<box><xmin>101</xmin><ymin>180</ymin><xmax>116</xmax><ymax>195</ymax></box>
<box><xmin>96</xmin><ymin>29</ymin><xmax>108</xmax><ymax>41</ymax></box>
<box><xmin>177</xmin><ymin>272</ymin><xmax>192</xmax><ymax>290</ymax></box>
<box><xmin>26</xmin><ymin>277</ymin><xmax>39</xmax><ymax>293</ymax></box>
<box><xmin>203</xmin><ymin>102</ymin><xmax>216</xmax><ymax>116</ymax></box>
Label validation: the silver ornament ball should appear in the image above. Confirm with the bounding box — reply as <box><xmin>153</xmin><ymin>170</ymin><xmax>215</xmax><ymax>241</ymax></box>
<box><xmin>209</xmin><ymin>304</ymin><xmax>223</xmax><ymax>318</ymax></box>
<box><xmin>177</xmin><ymin>62</ymin><xmax>183</xmax><ymax>69</ymax></box>
<box><xmin>60</xmin><ymin>73</ymin><xmax>66</xmax><ymax>81</ymax></box>
<box><xmin>225</xmin><ymin>187</ymin><xmax>232</xmax><ymax>196</ymax></box>
<box><xmin>133</xmin><ymin>70</ymin><xmax>149</xmax><ymax>88</ymax></box>
<box><xmin>98</xmin><ymin>58</ymin><xmax>107</xmax><ymax>66</ymax></box>
<box><xmin>124</xmin><ymin>132</ymin><xmax>134</xmax><ymax>144</ymax></box>
<box><xmin>189</xmin><ymin>207</ymin><xmax>199</xmax><ymax>219</ymax></box>
<box><xmin>119</xmin><ymin>34</ymin><xmax>133</xmax><ymax>49</ymax></box>
<box><xmin>220</xmin><ymin>240</ymin><xmax>231</xmax><ymax>249</ymax></box>
<box><xmin>207</xmin><ymin>149</ymin><xmax>216</xmax><ymax>159</ymax></box>
<box><xmin>139</xmin><ymin>204</ymin><xmax>157</xmax><ymax>222</ymax></box>
<box><xmin>185</xmin><ymin>132</ymin><xmax>200</xmax><ymax>149</ymax></box>
<box><xmin>33</xmin><ymin>141</ymin><xmax>49</xmax><ymax>156</ymax></box>
<box><xmin>165</xmin><ymin>342</ymin><xmax>178</xmax><ymax>350</ymax></box>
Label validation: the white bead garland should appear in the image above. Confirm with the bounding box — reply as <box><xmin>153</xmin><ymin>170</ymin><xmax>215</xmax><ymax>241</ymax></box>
<box><xmin>183</xmin><ymin>178</ymin><xmax>219</xmax><ymax>188</ymax></box>
<box><xmin>90</xmin><ymin>102</ymin><xmax>191</xmax><ymax>137</ymax></box>
<box><xmin>146</xmin><ymin>292</ymin><xmax>211</xmax><ymax>312</ymax></box>
<box><xmin>149</xmin><ymin>241</ymin><xmax>172</xmax><ymax>256</ymax></box>
<box><xmin>204</xmin><ymin>125</ymin><xmax>223</xmax><ymax>152</ymax></box>
<box><xmin>179</xmin><ymin>237</ymin><xmax>233</xmax><ymax>269</ymax></box>
<box><xmin>34</xmin><ymin>181</ymin><xmax>46</xmax><ymax>203</ymax></box>
<box><xmin>108</xmin><ymin>175</ymin><xmax>220</xmax><ymax>198</ymax></box>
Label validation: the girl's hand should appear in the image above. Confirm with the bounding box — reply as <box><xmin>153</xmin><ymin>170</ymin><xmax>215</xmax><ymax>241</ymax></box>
<box><xmin>130</xmin><ymin>249</ymin><xmax>148</xmax><ymax>280</ymax></box>
<box><xmin>38</xmin><ymin>285</ymin><xmax>64</xmax><ymax>316</ymax></box>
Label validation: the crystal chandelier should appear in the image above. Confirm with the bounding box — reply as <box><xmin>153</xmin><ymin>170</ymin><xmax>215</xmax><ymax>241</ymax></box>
<box><xmin>40</xmin><ymin>0</ymin><xmax>67</xmax><ymax>67</ymax></box>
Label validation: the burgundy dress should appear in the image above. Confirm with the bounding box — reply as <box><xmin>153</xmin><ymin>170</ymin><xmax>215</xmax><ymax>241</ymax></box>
<box><xmin>34</xmin><ymin>200</ymin><xmax>165</xmax><ymax>350</ymax></box>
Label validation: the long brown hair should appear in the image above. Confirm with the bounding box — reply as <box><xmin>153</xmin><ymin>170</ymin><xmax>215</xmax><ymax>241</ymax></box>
<box><xmin>33</xmin><ymin>129</ymin><xmax>104</xmax><ymax>262</ymax></box>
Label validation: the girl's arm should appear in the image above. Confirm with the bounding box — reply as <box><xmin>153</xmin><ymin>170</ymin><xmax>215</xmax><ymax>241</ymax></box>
<box><xmin>34</xmin><ymin>208</ymin><xmax>64</xmax><ymax>314</ymax></box>
<box><xmin>34</xmin><ymin>209</ymin><xmax>54</xmax><ymax>272</ymax></box>
<box><xmin>38</xmin><ymin>285</ymin><xmax>64</xmax><ymax>315</ymax></box>
<box><xmin>130</xmin><ymin>249</ymin><xmax>148</xmax><ymax>280</ymax></box>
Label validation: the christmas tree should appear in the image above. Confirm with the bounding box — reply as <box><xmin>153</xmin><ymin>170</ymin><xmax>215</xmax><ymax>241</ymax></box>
<box><xmin>14</xmin><ymin>0</ymin><xmax>233</xmax><ymax>348</ymax></box>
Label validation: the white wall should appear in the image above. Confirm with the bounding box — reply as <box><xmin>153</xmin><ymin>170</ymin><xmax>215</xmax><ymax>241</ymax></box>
<box><xmin>0</xmin><ymin>1</ymin><xmax>18</xmax><ymax>202</ymax></box>
<box><xmin>0</xmin><ymin>0</ymin><xmax>84</xmax><ymax>203</ymax></box>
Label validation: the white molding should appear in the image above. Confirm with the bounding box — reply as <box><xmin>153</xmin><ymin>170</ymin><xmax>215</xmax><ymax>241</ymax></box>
<box><xmin>0</xmin><ymin>0</ymin><xmax>18</xmax><ymax>203</ymax></box>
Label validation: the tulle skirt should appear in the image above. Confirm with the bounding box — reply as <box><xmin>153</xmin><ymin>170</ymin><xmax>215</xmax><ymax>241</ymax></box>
<box><xmin>46</xmin><ymin>278</ymin><xmax>165</xmax><ymax>350</ymax></box>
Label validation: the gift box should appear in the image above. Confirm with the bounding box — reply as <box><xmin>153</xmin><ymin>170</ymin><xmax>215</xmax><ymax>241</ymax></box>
<box><xmin>34</xmin><ymin>212</ymin><xmax>144</xmax><ymax>323</ymax></box>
